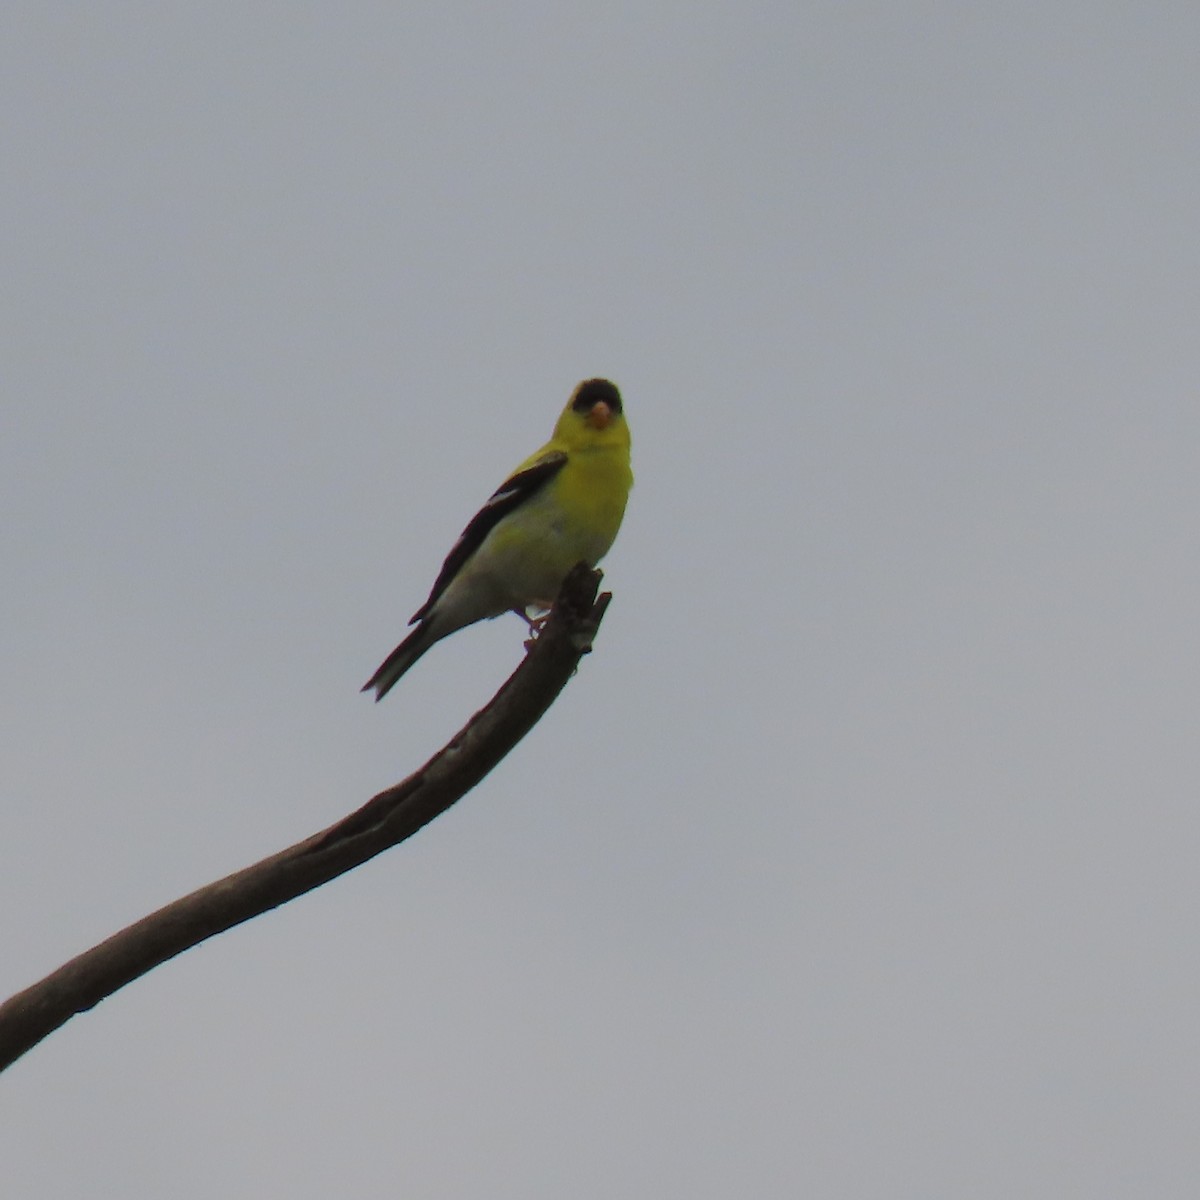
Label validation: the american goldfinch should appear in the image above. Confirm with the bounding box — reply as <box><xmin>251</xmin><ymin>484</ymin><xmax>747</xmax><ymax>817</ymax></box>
<box><xmin>362</xmin><ymin>378</ymin><xmax>633</xmax><ymax>701</ymax></box>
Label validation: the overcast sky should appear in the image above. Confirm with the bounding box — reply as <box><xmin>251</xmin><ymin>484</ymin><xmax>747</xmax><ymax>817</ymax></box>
<box><xmin>4</xmin><ymin>4</ymin><xmax>1200</xmax><ymax>1197</ymax></box>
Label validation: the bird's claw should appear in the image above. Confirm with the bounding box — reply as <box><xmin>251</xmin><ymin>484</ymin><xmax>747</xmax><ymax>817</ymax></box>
<box><xmin>515</xmin><ymin>606</ymin><xmax>552</xmax><ymax>649</ymax></box>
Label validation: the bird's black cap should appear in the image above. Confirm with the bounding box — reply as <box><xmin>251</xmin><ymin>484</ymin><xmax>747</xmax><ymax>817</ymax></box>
<box><xmin>571</xmin><ymin>378</ymin><xmax>622</xmax><ymax>415</ymax></box>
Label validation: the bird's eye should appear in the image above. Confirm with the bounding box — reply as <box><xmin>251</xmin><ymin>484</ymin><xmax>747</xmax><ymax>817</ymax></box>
<box><xmin>572</xmin><ymin>378</ymin><xmax>622</xmax><ymax>415</ymax></box>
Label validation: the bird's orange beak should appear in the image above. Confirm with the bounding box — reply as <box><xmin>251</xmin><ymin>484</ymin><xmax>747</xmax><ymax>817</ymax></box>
<box><xmin>585</xmin><ymin>401</ymin><xmax>612</xmax><ymax>430</ymax></box>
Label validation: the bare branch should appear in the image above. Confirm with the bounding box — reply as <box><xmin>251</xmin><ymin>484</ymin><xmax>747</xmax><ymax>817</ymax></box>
<box><xmin>0</xmin><ymin>565</ymin><xmax>611</xmax><ymax>1074</ymax></box>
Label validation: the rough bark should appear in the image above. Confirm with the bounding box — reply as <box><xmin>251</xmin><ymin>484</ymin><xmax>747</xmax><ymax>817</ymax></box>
<box><xmin>0</xmin><ymin>565</ymin><xmax>611</xmax><ymax>1074</ymax></box>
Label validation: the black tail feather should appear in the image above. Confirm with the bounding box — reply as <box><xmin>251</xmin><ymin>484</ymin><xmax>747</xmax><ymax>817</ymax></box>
<box><xmin>361</xmin><ymin>621</ymin><xmax>435</xmax><ymax>702</ymax></box>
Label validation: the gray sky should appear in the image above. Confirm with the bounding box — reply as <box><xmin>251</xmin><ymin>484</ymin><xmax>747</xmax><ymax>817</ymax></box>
<box><xmin>4</xmin><ymin>4</ymin><xmax>1200</xmax><ymax>1196</ymax></box>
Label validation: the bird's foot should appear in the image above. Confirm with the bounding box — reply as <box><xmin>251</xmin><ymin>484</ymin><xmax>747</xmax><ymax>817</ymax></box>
<box><xmin>515</xmin><ymin>605</ymin><xmax>552</xmax><ymax>649</ymax></box>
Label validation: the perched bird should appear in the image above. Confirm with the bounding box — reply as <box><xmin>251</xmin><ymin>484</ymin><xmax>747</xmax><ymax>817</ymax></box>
<box><xmin>362</xmin><ymin>378</ymin><xmax>633</xmax><ymax>701</ymax></box>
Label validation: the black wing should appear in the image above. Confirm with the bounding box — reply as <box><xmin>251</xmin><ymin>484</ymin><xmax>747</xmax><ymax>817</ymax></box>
<box><xmin>409</xmin><ymin>451</ymin><xmax>568</xmax><ymax>624</ymax></box>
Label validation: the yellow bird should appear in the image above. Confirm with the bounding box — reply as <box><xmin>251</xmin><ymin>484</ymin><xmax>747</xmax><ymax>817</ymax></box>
<box><xmin>363</xmin><ymin>378</ymin><xmax>633</xmax><ymax>700</ymax></box>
